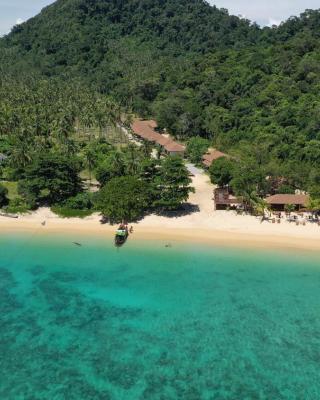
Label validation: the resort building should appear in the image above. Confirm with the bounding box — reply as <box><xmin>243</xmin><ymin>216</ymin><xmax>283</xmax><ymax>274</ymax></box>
<box><xmin>130</xmin><ymin>119</ymin><xmax>159</xmax><ymax>143</ymax></box>
<box><xmin>265</xmin><ymin>194</ymin><xmax>309</xmax><ymax>211</ymax></box>
<box><xmin>202</xmin><ymin>148</ymin><xmax>229</xmax><ymax>168</ymax></box>
<box><xmin>214</xmin><ymin>187</ymin><xmax>243</xmax><ymax>210</ymax></box>
<box><xmin>130</xmin><ymin>119</ymin><xmax>185</xmax><ymax>156</ymax></box>
<box><xmin>163</xmin><ymin>141</ymin><xmax>186</xmax><ymax>156</ymax></box>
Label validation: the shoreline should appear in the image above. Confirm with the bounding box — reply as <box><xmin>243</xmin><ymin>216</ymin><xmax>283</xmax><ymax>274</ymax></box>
<box><xmin>1</xmin><ymin>209</ymin><xmax>320</xmax><ymax>253</ymax></box>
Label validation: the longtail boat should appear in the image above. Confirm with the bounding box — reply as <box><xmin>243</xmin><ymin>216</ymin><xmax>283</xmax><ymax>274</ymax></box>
<box><xmin>115</xmin><ymin>225</ymin><xmax>128</xmax><ymax>246</ymax></box>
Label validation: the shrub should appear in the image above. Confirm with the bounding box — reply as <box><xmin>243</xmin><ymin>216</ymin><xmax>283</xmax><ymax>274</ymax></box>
<box><xmin>51</xmin><ymin>206</ymin><xmax>94</xmax><ymax>218</ymax></box>
<box><xmin>64</xmin><ymin>192</ymin><xmax>94</xmax><ymax>210</ymax></box>
<box><xmin>0</xmin><ymin>183</ymin><xmax>9</xmax><ymax>207</ymax></box>
<box><xmin>51</xmin><ymin>192</ymin><xmax>95</xmax><ymax>218</ymax></box>
<box><xmin>4</xmin><ymin>197</ymin><xmax>30</xmax><ymax>214</ymax></box>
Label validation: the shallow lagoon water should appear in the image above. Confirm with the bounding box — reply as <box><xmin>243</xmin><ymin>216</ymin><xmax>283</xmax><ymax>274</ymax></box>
<box><xmin>1</xmin><ymin>233</ymin><xmax>320</xmax><ymax>399</ymax></box>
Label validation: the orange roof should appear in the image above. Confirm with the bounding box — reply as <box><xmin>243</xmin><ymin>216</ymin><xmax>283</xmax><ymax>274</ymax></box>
<box><xmin>164</xmin><ymin>140</ymin><xmax>186</xmax><ymax>153</ymax></box>
<box><xmin>147</xmin><ymin>120</ymin><xmax>158</xmax><ymax>128</ymax></box>
<box><xmin>131</xmin><ymin>119</ymin><xmax>185</xmax><ymax>152</ymax></box>
<box><xmin>265</xmin><ymin>194</ymin><xmax>309</xmax><ymax>206</ymax></box>
<box><xmin>131</xmin><ymin>120</ymin><xmax>159</xmax><ymax>142</ymax></box>
<box><xmin>156</xmin><ymin>136</ymin><xmax>172</xmax><ymax>146</ymax></box>
<box><xmin>202</xmin><ymin>149</ymin><xmax>229</xmax><ymax>167</ymax></box>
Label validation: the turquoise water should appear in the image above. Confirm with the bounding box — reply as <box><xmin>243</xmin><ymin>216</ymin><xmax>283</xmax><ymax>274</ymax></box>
<box><xmin>1</xmin><ymin>234</ymin><xmax>320</xmax><ymax>399</ymax></box>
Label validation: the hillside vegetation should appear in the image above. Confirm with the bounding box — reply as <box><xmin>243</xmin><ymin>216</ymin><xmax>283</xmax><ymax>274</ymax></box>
<box><xmin>0</xmin><ymin>0</ymin><xmax>320</xmax><ymax>205</ymax></box>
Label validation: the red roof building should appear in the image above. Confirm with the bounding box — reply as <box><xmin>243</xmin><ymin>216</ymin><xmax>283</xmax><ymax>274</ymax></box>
<box><xmin>202</xmin><ymin>149</ymin><xmax>229</xmax><ymax>167</ymax></box>
<box><xmin>164</xmin><ymin>140</ymin><xmax>186</xmax><ymax>154</ymax></box>
<box><xmin>131</xmin><ymin>120</ymin><xmax>159</xmax><ymax>142</ymax></box>
<box><xmin>130</xmin><ymin>119</ymin><xmax>185</xmax><ymax>155</ymax></box>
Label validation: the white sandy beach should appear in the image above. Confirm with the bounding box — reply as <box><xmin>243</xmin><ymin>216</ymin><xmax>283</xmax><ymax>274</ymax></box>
<box><xmin>1</xmin><ymin>167</ymin><xmax>320</xmax><ymax>252</ymax></box>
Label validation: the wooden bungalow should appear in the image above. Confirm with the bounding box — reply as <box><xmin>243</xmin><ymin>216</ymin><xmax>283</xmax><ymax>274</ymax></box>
<box><xmin>214</xmin><ymin>187</ymin><xmax>243</xmax><ymax>210</ymax></box>
<box><xmin>265</xmin><ymin>194</ymin><xmax>309</xmax><ymax>211</ymax></box>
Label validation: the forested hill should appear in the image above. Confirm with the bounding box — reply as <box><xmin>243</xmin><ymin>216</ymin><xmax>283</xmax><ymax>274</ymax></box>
<box><xmin>1</xmin><ymin>1</ymin><xmax>320</xmax><ymax>197</ymax></box>
<box><xmin>0</xmin><ymin>0</ymin><xmax>262</xmax><ymax>104</ymax></box>
<box><xmin>2</xmin><ymin>0</ymin><xmax>258</xmax><ymax>58</ymax></box>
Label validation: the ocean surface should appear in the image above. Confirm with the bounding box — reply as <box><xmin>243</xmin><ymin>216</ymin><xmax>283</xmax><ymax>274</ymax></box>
<box><xmin>1</xmin><ymin>233</ymin><xmax>320</xmax><ymax>399</ymax></box>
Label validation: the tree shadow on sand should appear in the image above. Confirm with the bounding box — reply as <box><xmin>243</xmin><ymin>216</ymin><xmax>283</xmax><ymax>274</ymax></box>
<box><xmin>154</xmin><ymin>203</ymin><xmax>200</xmax><ymax>218</ymax></box>
<box><xmin>99</xmin><ymin>214</ymin><xmax>146</xmax><ymax>225</ymax></box>
<box><xmin>99</xmin><ymin>203</ymin><xmax>200</xmax><ymax>224</ymax></box>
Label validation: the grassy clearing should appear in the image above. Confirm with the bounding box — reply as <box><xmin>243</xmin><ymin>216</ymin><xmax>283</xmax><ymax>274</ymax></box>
<box><xmin>1</xmin><ymin>181</ymin><xmax>19</xmax><ymax>200</ymax></box>
<box><xmin>75</xmin><ymin>125</ymin><xmax>129</xmax><ymax>146</ymax></box>
<box><xmin>51</xmin><ymin>206</ymin><xmax>95</xmax><ymax>218</ymax></box>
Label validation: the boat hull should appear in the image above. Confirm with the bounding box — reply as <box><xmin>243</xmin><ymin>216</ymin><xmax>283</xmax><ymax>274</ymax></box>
<box><xmin>115</xmin><ymin>231</ymin><xmax>128</xmax><ymax>247</ymax></box>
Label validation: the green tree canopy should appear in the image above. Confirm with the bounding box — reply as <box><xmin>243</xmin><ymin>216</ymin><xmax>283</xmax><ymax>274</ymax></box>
<box><xmin>186</xmin><ymin>137</ymin><xmax>210</xmax><ymax>164</ymax></box>
<box><xmin>97</xmin><ymin>176</ymin><xmax>149</xmax><ymax>223</ymax></box>
<box><xmin>95</xmin><ymin>152</ymin><xmax>126</xmax><ymax>186</ymax></box>
<box><xmin>18</xmin><ymin>153</ymin><xmax>82</xmax><ymax>205</ymax></box>
<box><xmin>154</xmin><ymin>156</ymin><xmax>194</xmax><ymax>210</ymax></box>
<box><xmin>209</xmin><ymin>157</ymin><xmax>236</xmax><ymax>187</ymax></box>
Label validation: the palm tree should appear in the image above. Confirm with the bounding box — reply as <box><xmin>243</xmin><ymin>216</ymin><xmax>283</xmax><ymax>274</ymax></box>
<box><xmin>284</xmin><ymin>203</ymin><xmax>296</xmax><ymax>216</ymax></box>
<box><xmin>253</xmin><ymin>198</ymin><xmax>270</xmax><ymax>218</ymax></box>
<box><xmin>84</xmin><ymin>146</ymin><xmax>96</xmax><ymax>184</ymax></box>
<box><xmin>109</xmin><ymin>151</ymin><xmax>125</xmax><ymax>174</ymax></box>
<box><xmin>241</xmin><ymin>191</ymin><xmax>259</xmax><ymax>213</ymax></box>
<box><xmin>307</xmin><ymin>197</ymin><xmax>320</xmax><ymax>217</ymax></box>
<box><xmin>10</xmin><ymin>136</ymin><xmax>32</xmax><ymax>168</ymax></box>
<box><xmin>141</xmin><ymin>141</ymin><xmax>153</xmax><ymax>158</ymax></box>
<box><xmin>123</xmin><ymin>144</ymin><xmax>141</xmax><ymax>176</ymax></box>
<box><xmin>155</xmin><ymin>144</ymin><xmax>163</xmax><ymax>160</ymax></box>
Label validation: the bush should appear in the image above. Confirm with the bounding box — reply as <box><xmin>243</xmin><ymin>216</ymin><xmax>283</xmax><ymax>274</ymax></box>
<box><xmin>277</xmin><ymin>184</ymin><xmax>295</xmax><ymax>194</ymax></box>
<box><xmin>51</xmin><ymin>206</ymin><xmax>94</xmax><ymax>218</ymax></box>
<box><xmin>4</xmin><ymin>197</ymin><xmax>30</xmax><ymax>214</ymax></box>
<box><xmin>51</xmin><ymin>192</ymin><xmax>95</xmax><ymax>218</ymax></box>
<box><xmin>0</xmin><ymin>183</ymin><xmax>9</xmax><ymax>207</ymax></box>
<box><xmin>64</xmin><ymin>192</ymin><xmax>94</xmax><ymax>210</ymax></box>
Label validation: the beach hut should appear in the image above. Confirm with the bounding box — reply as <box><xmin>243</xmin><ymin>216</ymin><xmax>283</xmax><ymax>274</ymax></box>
<box><xmin>214</xmin><ymin>187</ymin><xmax>243</xmax><ymax>210</ymax></box>
<box><xmin>265</xmin><ymin>194</ymin><xmax>309</xmax><ymax>211</ymax></box>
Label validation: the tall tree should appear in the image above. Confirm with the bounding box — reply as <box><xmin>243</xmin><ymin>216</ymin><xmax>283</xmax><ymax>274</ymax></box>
<box><xmin>154</xmin><ymin>156</ymin><xmax>194</xmax><ymax>210</ymax></box>
<box><xmin>97</xmin><ymin>176</ymin><xmax>149</xmax><ymax>222</ymax></box>
<box><xmin>18</xmin><ymin>153</ymin><xmax>83</xmax><ymax>205</ymax></box>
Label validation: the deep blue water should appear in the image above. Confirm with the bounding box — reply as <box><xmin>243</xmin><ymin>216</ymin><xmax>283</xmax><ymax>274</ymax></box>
<box><xmin>1</xmin><ymin>233</ymin><xmax>320</xmax><ymax>399</ymax></box>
